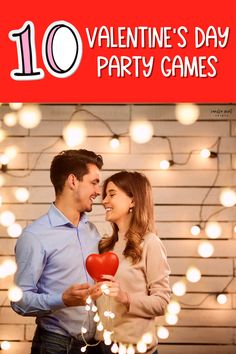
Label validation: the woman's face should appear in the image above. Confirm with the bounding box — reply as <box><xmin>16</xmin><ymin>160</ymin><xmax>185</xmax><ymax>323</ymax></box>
<box><xmin>102</xmin><ymin>181</ymin><xmax>134</xmax><ymax>225</ymax></box>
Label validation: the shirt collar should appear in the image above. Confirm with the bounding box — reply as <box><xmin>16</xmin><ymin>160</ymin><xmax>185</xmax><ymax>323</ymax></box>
<box><xmin>48</xmin><ymin>203</ymin><xmax>88</xmax><ymax>227</ymax></box>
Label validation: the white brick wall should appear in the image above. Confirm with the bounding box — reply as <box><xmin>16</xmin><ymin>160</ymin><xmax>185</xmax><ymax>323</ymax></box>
<box><xmin>0</xmin><ymin>104</ymin><xmax>235</xmax><ymax>354</ymax></box>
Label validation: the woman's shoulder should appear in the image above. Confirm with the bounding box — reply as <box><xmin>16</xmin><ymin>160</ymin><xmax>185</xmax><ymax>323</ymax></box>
<box><xmin>142</xmin><ymin>232</ymin><xmax>165</xmax><ymax>250</ymax></box>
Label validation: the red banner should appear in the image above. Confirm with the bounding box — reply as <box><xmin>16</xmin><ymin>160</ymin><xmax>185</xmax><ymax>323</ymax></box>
<box><xmin>0</xmin><ymin>0</ymin><xmax>235</xmax><ymax>102</ymax></box>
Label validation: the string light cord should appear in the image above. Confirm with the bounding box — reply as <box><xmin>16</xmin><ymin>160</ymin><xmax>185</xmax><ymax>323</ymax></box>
<box><xmin>3</xmin><ymin>137</ymin><xmax>62</xmax><ymax>178</ymax></box>
<box><xmin>179</xmin><ymin>276</ymin><xmax>235</xmax><ymax>307</ymax></box>
<box><xmin>69</xmin><ymin>105</ymin><xmax>129</xmax><ymax>136</ymax></box>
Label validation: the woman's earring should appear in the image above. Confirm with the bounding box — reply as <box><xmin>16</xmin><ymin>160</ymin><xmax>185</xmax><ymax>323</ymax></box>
<box><xmin>129</xmin><ymin>208</ymin><xmax>133</xmax><ymax>213</ymax></box>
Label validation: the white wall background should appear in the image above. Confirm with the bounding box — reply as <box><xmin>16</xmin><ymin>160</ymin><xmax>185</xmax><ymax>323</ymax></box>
<box><xmin>0</xmin><ymin>104</ymin><xmax>235</xmax><ymax>354</ymax></box>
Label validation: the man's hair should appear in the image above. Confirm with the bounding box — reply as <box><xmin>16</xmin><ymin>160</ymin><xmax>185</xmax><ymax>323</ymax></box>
<box><xmin>50</xmin><ymin>149</ymin><xmax>103</xmax><ymax>195</ymax></box>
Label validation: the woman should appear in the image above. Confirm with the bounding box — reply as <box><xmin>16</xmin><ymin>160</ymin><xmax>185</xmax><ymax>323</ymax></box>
<box><xmin>95</xmin><ymin>171</ymin><xmax>171</xmax><ymax>354</ymax></box>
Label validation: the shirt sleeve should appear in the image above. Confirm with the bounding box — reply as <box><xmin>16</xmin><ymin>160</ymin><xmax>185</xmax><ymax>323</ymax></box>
<box><xmin>128</xmin><ymin>235</ymin><xmax>171</xmax><ymax>318</ymax></box>
<box><xmin>11</xmin><ymin>231</ymin><xmax>65</xmax><ymax>316</ymax></box>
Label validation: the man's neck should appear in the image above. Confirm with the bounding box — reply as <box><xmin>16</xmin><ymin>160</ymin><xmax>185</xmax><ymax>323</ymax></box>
<box><xmin>54</xmin><ymin>197</ymin><xmax>81</xmax><ymax>227</ymax></box>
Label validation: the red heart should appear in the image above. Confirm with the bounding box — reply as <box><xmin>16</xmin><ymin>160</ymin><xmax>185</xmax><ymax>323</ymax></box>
<box><xmin>86</xmin><ymin>252</ymin><xmax>119</xmax><ymax>282</ymax></box>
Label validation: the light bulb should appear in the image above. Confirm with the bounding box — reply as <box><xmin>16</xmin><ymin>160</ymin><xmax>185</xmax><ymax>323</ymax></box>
<box><xmin>205</xmin><ymin>221</ymin><xmax>222</xmax><ymax>239</ymax></box>
<box><xmin>0</xmin><ymin>128</ymin><xmax>7</xmax><ymax>142</ymax></box>
<box><xmin>157</xmin><ymin>326</ymin><xmax>169</xmax><ymax>339</ymax></box>
<box><xmin>141</xmin><ymin>333</ymin><xmax>153</xmax><ymax>344</ymax></box>
<box><xmin>198</xmin><ymin>240</ymin><xmax>214</xmax><ymax>258</ymax></box>
<box><xmin>97</xmin><ymin>322</ymin><xmax>104</xmax><ymax>331</ymax></box>
<box><xmin>15</xmin><ymin>188</ymin><xmax>30</xmax><ymax>202</ymax></box>
<box><xmin>136</xmin><ymin>340</ymin><xmax>147</xmax><ymax>353</ymax></box>
<box><xmin>0</xmin><ymin>211</ymin><xmax>16</xmax><ymax>227</ymax></box>
<box><xmin>93</xmin><ymin>313</ymin><xmax>100</xmax><ymax>322</ymax></box>
<box><xmin>216</xmin><ymin>293</ymin><xmax>228</xmax><ymax>305</ymax></box>
<box><xmin>127</xmin><ymin>345</ymin><xmax>135</xmax><ymax>354</ymax></box>
<box><xmin>0</xmin><ymin>154</ymin><xmax>10</xmax><ymax>165</ymax></box>
<box><xmin>186</xmin><ymin>266</ymin><xmax>201</xmax><ymax>283</ymax></box>
<box><xmin>111</xmin><ymin>343</ymin><xmax>119</xmax><ymax>353</ymax></box>
<box><xmin>63</xmin><ymin>122</ymin><xmax>86</xmax><ymax>147</ymax></box>
<box><xmin>4</xmin><ymin>146</ymin><xmax>18</xmax><ymax>161</ymax></box>
<box><xmin>172</xmin><ymin>281</ymin><xmax>186</xmax><ymax>296</ymax></box>
<box><xmin>3</xmin><ymin>112</ymin><xmax>18</xmax><ymax>127</ymax></box>
<box><xmin>110</xmin><ymin>135</ymin><xmax>120</xmax><ymax>149</ymax></box>
<box><xmin>8</xmin><ymin>285</ymin><xmax>23</xmax><ymax>301</ymax></box>
<box><xmin>18</xmin><ymin>104</ymin><xmax>42</xmax><ymax>129</ymax></box>
<box><xmin>160</xmin><ymin>160</ymin><xmax>171</xmax><ymax>170</ymax></box>
<box><xmin>81</xmin><ymin>326</ymin><xmax>87</xmax><ymax>334</ymax></box>
<box><xmin>118</xmin><ymin>343</ymin><xmax>127</xmax><ymax>354</ymax></box>
<box><xmin>190</xmin><ymin>225</ymin><xmax>201</xmax><ymax>236</ymax></box>
<box><xmin>91</xmin><ymin>305</ymin><xmax>97</xmax><ymax>312</ymax></box>
<box><xmin>129</xmin><ymin>120</ymin><xmax>153</xmax><ymax>144</ymax></box>
<box><xmin>1</xmin><ymin>341</ymin><xmax>11</xmax><ymax>350</ymax></box>
<box><xmin>167</xmin><ymin>300</ymin><xmax>181</xmax><ymax>314</ymax></box>
<box><xmin>7</xmin><ymin>223</ymin><xmax>22</xmax><ymax>238</ymax></box>
<box><xmin>175</xmin><ymin>103</ymin><xmax>199</xmax><ymax>125</ymax></box>
<box><xmin>200</xmin><ymin>149</ymin><xmax>211</xmax><ymax>158</ymax></box>
<box><xmin>219</xmin><ymin>188</ymin><xmax>236</xmax><ymax>207</ymax></box>
<box><xmin>234</xmin><ymin>225</ymin><xmax>236</xmax><ymax>233</ymax></box>
<box><xmin>9</xmin><ymin>102</ymin><xmax>23</xmax><ymax>110</ymax></box>
<box><xmin>165</xmin><ymin>313</ymin><xmax>178</xmax><ymax>325</ymax></box>
<box><xmin>81</xmin><ymin>346</ymin><xmax>87</xmax><ymax>352</ymax></box>
<box><xmin>0</xmin><ymin>259</ymin><xmax>17</xmax><ymax>278</ymax></box>
<box><xmin>85</xmin><ymin>305</ymin><xmax>90</xmax><ymax>311</ymax></box>
<box><xmin>86</xmin><ymin>295</ymin><xmax>92</xmax><ymax>304</ymax></box>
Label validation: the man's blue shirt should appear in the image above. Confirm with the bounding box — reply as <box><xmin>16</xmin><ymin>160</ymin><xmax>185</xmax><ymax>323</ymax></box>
<box><xmin>12</xmin><ymin>203</ymin><xmax>100</xmax><ymax>339</ymax></box>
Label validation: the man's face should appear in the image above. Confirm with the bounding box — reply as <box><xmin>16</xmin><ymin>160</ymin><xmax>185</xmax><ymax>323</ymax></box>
<box><xmin>74</xmin><ymin>163</ymin><xmax>101</xmax><ymax>212</ymax></box>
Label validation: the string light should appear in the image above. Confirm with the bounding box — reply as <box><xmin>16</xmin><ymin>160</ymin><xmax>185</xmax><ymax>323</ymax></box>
<box><xmin>9</xmin><ymin>102</ymin><xmax>23</xmax><ymax>110</ymax></box>
<box><xmin>111</xmin><ymin>343</ymin><xmax>119</xmax><ymax>353</ymax></box>
<box><xmin>0</xmin><ymin>259</ymin><xmax>17</xmax><ymax>278</ymax></box>
<box><xmin>159</xmin><ymin>159</ymin><xmax>174</xmax><ymax>170</ymax></box>
<box><xmin>110</xmin><ymin>135</ymin><xmax>120</xmax><ymax>149</ymax></box>
<box><xmin>14</xmin><ymin>188</ymin><xmax>30</xmax><ymax>202</ymax></box>
<box><xmin>141</xmin><ymin>333</ymin><xmax>153</xmax><ymax>345</ymax></box>
<box><xmin>216</xmin><ymin>293</ymin><xmax>228</xmax><ymax>305</ymax></box>
<box><xmin>129</xmin><ymin>120</ymin><xmax>153</xmax><ymax>144</ymax></box>
<box><xmin>4</xmin><ymin>146</ymin><xmax>18</xmax><ymax>161</ymax></box>
<box><xmin>127</xmin><ymin>344</ymin><xmax>135</xmax><ymax>354</ymax></box>
<box><xmin>172</xmin><ymin>281</ymin><xmax>186</xmax><ymax>296</ymax></box>
<box><xmin>190</xmin><ymin>224</ymin><xmax>201</xmax><ymax>236</ymax></box>
<box><xmin>167</xmin><ymin>300</ymin><xmax>181</xmax><ymax>315</ymax></box>
<box><xmin>175</xmin><ymin>103</ymin><xmax>199</xmax><ymax>125</ymax></box>
<box><xmin>7</xmin><ymin>223</ymin><xmax>22</xmax><ymax>238</ymax></box>
<box><xmin>186</xmin><ymin>266</ymin><xmax>201</xmax><ymax>283</ymax></box>
<box><xmin>62</xmin><ymin>121</ymin><xmax>86</xmax><ymax>147</ymax></box>
<box><xmin>0</xmin><ymin>341</ymin><xmax>11</xmax><ymax>350</ymax></box>
<box><xmin>156</xmin><ymin>326</ymin><xmax>169</xmax><ymax>340</ymax></box>
<box><xmin>200</xmin><ymin>149</ymin><xmax>217</xmax><ymax>159</ymax></box>
<box><xmin>18</xmin><ymin>104</ymin><xmax>42</xmax><ymax>129</ymax></box>
<box><xmin>0</xmin><ymin>211</ymin><xmax>16</xmax><ymax>227</ymax></box>
<box><xmin>197</xmin><ymin>240</ymin><xmax>214</xmax><ymax>258</ymax></box>
<box><xmin>219</xmin><ymin>188</ymin><xmax>236</xmax><ymax>207</ymax></box>
<box><xmin>165</xmin><ymin>313</ymin><xmax>178</xmax><ymax>325</ymax></box>
<box><xmin>136</xmin><ymin>340</ymin><xmax>147</xmax><ymax>353</ymax></box>
<box><xmin>8</xmin><ymin>285</ymin><xmax>23</xmax><ymax>302</ymax></box>
<box><xmin>205</xmin><ymin>221</ymin><xmax>222</xmax><ymax>239</ymax></box>
<box><xmin>3</xmin><ymin>112</ymin><xmax>18</xmax><ymax>127</ymax></box>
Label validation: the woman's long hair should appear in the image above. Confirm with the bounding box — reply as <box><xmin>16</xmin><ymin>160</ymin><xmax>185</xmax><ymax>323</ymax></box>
<box><xmin>99</xmin><ymin>171</ymin><xmax>156</xmax><ymax>264</ymax></box>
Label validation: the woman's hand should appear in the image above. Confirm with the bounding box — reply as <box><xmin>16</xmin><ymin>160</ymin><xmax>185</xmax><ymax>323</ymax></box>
<box><xmin>101</xmin><ymin>274</ymin><xmax>130</xmax><ymax>310</ymax></box>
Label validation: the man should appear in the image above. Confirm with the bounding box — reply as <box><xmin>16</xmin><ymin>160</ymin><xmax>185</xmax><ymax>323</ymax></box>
<box><xmin>11</xmin><ymin>149</ymin><xmax>103</xmax><ymax>354</ymax></box>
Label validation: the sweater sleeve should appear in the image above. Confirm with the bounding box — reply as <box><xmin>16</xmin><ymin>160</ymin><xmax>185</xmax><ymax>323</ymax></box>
<box><xmin>128</xmin><ymin>235</ymin><xmax>171</xmax><ymax>318</ymax></box>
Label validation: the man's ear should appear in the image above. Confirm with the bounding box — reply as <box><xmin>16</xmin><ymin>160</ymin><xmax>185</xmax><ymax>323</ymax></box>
<box><xmin>67</xmin><ymin>174</ymin><xmax>78</xmax><ymax>190</ymax></box>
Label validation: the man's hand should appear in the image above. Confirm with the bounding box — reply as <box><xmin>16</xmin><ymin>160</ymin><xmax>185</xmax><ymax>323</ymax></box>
<box><xmin>62</xmin><ymin>282</ymin><xmax>102</xmax><ymax>307</ymax></box>
<box><xmin>62</xmin><ymin>283</ymin><xmax>90</xmax><ymax>307</ymax></box>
